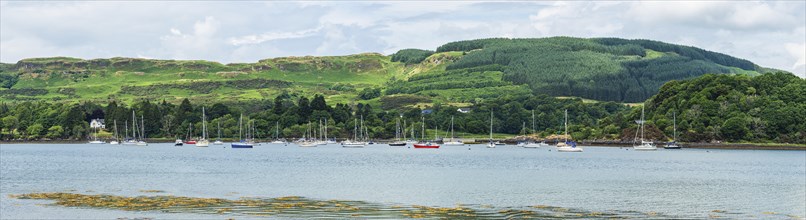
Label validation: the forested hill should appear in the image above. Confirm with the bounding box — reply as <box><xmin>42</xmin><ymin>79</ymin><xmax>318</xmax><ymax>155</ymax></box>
<box><xmin>418</xmin><ymin>37</ymin><xmax>776</xmax><ymax>102</ymax></box>
<box><xmin>640</xmin><ymin>72</ymin><xmax>805</xmax><ymax>143</ymax></box>
<box><xmin>0</xmin><ymin>37</ymin><xmax>784</xmax><ymax>104</ymax></box>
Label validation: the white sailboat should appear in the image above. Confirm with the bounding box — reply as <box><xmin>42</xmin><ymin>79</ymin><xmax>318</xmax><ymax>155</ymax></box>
<box><xmin>136</xmin><ymin>114</ymin><xmax>148</xmax><ymax>146</ymax></box>
<box><xmin>298</xmin><ymin>122</ymin><xmax>318</xmax><ymax>147</ymax></box>
<box><xmin>487</xmin><ymin>110</ymin><xmax>496</xmax><ymax>148</ymax></box>
<box><xmin>633</xmin><ymin>105</ymin><xmax>657</xmax><ymax>151</ymax></box>
<box><xmin>109</xmin><ymin>120</ymin><xmax>120</xmax><ymax>145</ymax></box>
<box><xmin>270</xmin><ymin>121</ymin><xmax>285</xmax><ymax>144</ymax></box>
<box><xmin>122</xmin><ymin>120</ymin><xmax>137</xmax><ymax>145</ymax></box>
<box><xmin>665</xmin><ymin>111</ymin><xmax>682</xmax><ymax>149</ymax></box>
<box><xmin>444</xmin><ymin>116</ymin><xmax>464</xmax><ymax>146</ymax></box>
<box><xmin>88</xmin><ymin>123</ymin><xmax>105</xmax><ymax>144</ymax></box>
<box><xmin>524</xmin><ymin>110</ymin><xmax>545</xmax><ymax>148</ymax></box>
<box><xmin>196</xmin><ymin>107</ymin><xmax>210</xmax><ymax>147</ymax></box>
<box><xmin>342</xmin><ymin>117</ymin><xmax>367</xmax><ymax>148</ymax></box>
<box><xmin>557</xmin><ymin>109</ymin><xmax>582</xmax><ymax>152</ymax></box>
<box><xmin>213</xmin><ymin>121</ymin><xmax>224</xmax><ymax>145</ymax></box>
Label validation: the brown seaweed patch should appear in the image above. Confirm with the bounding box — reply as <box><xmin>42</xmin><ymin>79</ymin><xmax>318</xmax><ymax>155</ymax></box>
<box><xmin>10</xmin><ymin>192</ymin><xmax>708</xmax><ymax>219</ymax></box>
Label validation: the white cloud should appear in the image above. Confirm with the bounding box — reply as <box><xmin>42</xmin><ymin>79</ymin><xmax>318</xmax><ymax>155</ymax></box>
<box><xmin>228</xmin><ymin>26</ymin><xmax>323</xmax><ymax>46</ymax></box>
<box><xmin>0</xmin><ymin>1</ymin><xmax>803</xmax><ymax>77</ymax></box>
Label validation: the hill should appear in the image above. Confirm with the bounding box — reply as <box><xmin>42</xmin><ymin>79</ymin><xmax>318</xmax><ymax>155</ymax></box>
<box><xmin>0</xmin><ymin>37</ymin><xmax>782</xmax><ymax>105</ymax></box>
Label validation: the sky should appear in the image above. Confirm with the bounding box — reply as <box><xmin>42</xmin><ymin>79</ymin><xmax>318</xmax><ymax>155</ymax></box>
<box><xmin>1</xmin><ymin>1</ymin><xmax>804</xmax><ymax>77</ymax></box>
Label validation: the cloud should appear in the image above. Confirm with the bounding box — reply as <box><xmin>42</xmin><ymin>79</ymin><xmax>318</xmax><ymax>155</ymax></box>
<box><xmin>158</xmin><ymin>16</ymin><xmax>222</xmax><ymax>60</ymax></box>
<box><xmin>228</xmin><ymin>26</ymin><xmax>323</xmax><ymax>46</ymax></box>
<box><xmin>0</xmin><ymin>1</ymin><xmax>803</xmax><ymax>76</ymax></box>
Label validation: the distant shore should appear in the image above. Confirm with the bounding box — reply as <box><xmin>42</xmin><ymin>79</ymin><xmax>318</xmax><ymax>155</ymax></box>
<box><xmin>2</xmin><ymin>139</ymin><xmax>804</xmax><ymax>150</ymax></box>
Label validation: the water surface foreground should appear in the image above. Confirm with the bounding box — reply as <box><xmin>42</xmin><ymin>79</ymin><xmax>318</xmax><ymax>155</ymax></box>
<box><xmin>1</xmin><ymin>143</ymin><xmax>804</xmax><ymax>219</ymax></box>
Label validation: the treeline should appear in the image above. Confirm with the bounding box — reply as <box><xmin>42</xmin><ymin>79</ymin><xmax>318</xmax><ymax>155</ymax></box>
<box><xmin>431</xmin><ymin>37</ymin><xmax>758</xmax><ymax>102</ymax></box>
<box><xmin>390</xmin><ymin>49</ymin><xmax>434</xmax><ymax>65</ymax></box>
<box><xmin>641</xmin><ymin>72</ymin><xmax>805</xmax><ymax>143</ymax></box>
<box><xmin>0</xmin><ymin>92</ymin><xmax>627</xmax><ymax>141</ymax></box>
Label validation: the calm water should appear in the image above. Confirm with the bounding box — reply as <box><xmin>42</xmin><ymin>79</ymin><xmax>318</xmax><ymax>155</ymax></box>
<box><xmin>1</xmin><ymin>143</ymin><xmax>804</xmax><ymax>219</ymax></box>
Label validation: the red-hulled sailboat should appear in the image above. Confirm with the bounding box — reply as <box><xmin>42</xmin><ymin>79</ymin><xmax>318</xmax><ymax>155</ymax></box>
<box><xmin>414</xmin><ymin>142</ymin><xmax>440</xmax><ymax>148</ymax></box>
<box><xmin>413</xmin><ymin>115</ymin><xmax>439</xmax><ymax>149</ymax></box>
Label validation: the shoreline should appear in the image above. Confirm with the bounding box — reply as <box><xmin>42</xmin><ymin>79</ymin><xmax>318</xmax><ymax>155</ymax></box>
<box><xmin>2</xmin><ymin>139</ymin><xmax>804</xmax><ymax>150</ymax></box>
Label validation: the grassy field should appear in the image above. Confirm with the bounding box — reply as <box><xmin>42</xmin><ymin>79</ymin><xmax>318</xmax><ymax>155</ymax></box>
<box><xmin>2</xmin><ymin>54</ymin><xmax>405</xmax><ymax>105</ymax></box>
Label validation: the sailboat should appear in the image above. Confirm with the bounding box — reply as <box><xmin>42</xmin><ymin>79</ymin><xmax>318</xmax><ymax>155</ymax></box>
<box><xmin>664</xmin><ymin>111</ymin><xmax>682</xmax><ymax>149</ymax></box>
<box><xmin>633</xmin><ymin>105</ymin><xmax>657</xmax><ymax>151</ymax></box>
<box><xmin>414</xmin><ymin>116</ymin><xmax>440</xmax><ymax>148</ymax></box>
<box><xmin>88</xmin><ymin>122</ymin><xmax>105</xmax><ymax>144</ymax></box>
<box><xmin>389</xmin><ymin>116</ymin><xmax>407</xmax><ymax>146</ymax></box>
<box><xmin>524</xmin><ymin>110</ymin><xmax>546</xmax><ymax>148</ymax></box>
<box><xmin>231</xmin><ymin>114</ymin><xmax>253</xmax><ymax>148</ymax></box>
<box><xmin>136</xmin><ymin>114</ymin><xmax>148</xmax><ymax>146</ymax></box>
<box><xmin>122</xmin><ymin>120</ymin><xmax>137</xmax><ymax>145</ymax></box>
<box><xmin>405</xmin><ymin>120</ymin><xmax>417</xmax><ymax>144</ymax></box>
<box><xmin>324</xmin><ymin>118</ymin><xmax>336</xmax><ymax>144</ymax></box>
<box><xmin>109</xmin><ymin>120</ymin><xmax>120</xmax><ymax>145</ymax></box>
<box><xmin>196</xmin><ymin>107</ymin><xmax>210</xmax><ymax>147</ymax></box>
<box><xmin>342</xmin><ymin>117</ymin><xmax>367</xmax><ymax>148</ymax></box>
<box><xmin>443</xmin><ymin>116</ymin><xmax>463</xmax><ymax>146</ymax></box>
<box><xmin>557</xmin><ymin>109</ymin><xmax>582</xmax><ymax>152</ymax></box>
<box><xmin>486</xmin><ymin>110</ymin><xmax>496</xmax><ymax>148</ymax></box>
<box><xmin>213</xmin><ymin>121</ymin><xmax>224</xmax><ymax>145</ymax></box>
<box><xmin>270</xmin><ymin>121</ymin><xmax>285</xmax><ymax>144</ymax></box>
<box><xmin>298</xmin><ymin>121</ymin><xmax>318</xmax><ymax>147</ymax></box>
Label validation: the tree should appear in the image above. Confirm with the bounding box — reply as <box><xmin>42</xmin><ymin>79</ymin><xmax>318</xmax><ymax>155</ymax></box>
<box><xmin>46</xmin><ymin>125</ymin><xmax>64</xmax><ymax>139</ymax></box>
<box><xmin>721</xmin><ymin>116</ymin><xmax>749</xmax><ymax>141</ymax></box>
<box><xmin>26</xmin><ymin>123</ymin><xmax>44</xmax><ymax>139</ymax></box>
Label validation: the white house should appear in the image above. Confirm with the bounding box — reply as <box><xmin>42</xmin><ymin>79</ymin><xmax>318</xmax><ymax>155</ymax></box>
<box><xmin>457</xmin><ymin>108</ymin><xmax>472</xmax><ymax>113</ymax></box>
<box><xmin>90</xmin><ymin>119</ymin><xmax>105</xmax><ymax>129</ymax></box>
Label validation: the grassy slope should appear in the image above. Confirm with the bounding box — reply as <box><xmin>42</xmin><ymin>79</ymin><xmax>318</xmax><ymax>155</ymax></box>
<box><xmin>4</xmin><ymin>54</ymin><xmax>405</xmax><ymax>104</ymax></box>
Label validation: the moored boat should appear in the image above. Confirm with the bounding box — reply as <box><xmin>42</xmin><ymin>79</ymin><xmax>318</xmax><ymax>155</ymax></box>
<box><xmin>664</xmin><ymin>111</ymin><xmax>682</xmax><ymax>149</ymax></box>
<box><xmin>556</xmin><ymin>109</ymin><xmax>583</xmax><ymax>152</ymax></box>
<box><xmin>633</xmin><ymin>105</ymin><xmax>657</xmax><ymax>151</ymax></box>
<box><xmin>414</xmin><ymin>142</ymin><xmax>440</xmax><ymax>148</ymax></box>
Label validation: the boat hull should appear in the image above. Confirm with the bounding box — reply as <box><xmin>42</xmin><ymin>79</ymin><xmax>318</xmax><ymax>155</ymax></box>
<box><xmin>231</xmin><ymin>143</ymin><xmax>253</xmax><ymax>148</ymax></box>
<box><xmin>388</xmin><ymin>142</ymin><xmax>406</xmax><ymax>146</ymax></box>
<box><xmin>664</xmin><ymin>145</ymin><xmax>682</xmax><ymax>149</ymax></box>
<box><xmin>557</xmin><ymin>147</ymin><xmax>583</xmax><ymax>152</ymax></box>
<box><xmin>196</xmin><ymin>140</ymin><xmax>209</xmax><ymax>147</ymax></box>
<box><xmin>413</xmin><ymin>144</ymin><xmax>439</xmax><ymax>148</ymax></box>
<box><xmin>443</xmin><ymin>142</ymin><xmax>464</xmax><ymax>146</ymax></box>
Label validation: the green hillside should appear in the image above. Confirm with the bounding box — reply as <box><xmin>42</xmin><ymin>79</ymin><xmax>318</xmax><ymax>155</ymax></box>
<box><xmin>431</xmin><ymin>37</ymin><xmax>772</xmax><ymax>102</ymax></box>
<box><xmin>0</xmin><ymin>37</ymin><xmax>781</xmax><ymax>105</ymax></box>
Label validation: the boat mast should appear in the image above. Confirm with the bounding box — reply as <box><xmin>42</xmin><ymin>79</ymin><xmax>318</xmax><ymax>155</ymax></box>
<box><xmin>564</xmin><ymin>109</ymin><xmax>568</xmax><ymax>142</ymax></box>
<box><xmin>114</xmin><ymin>120</ymin><xmax>119</xmax><ymax>142</ymax></box>
<box><xmin>238</xmin><ymin>114</ymin><xmax>243</xmax><ymax>141</ymax></box>
<box><xmin>641</xmin><ymin>105</ymin><xmax>645</xmax><ymax>144</ymax></box>
<box><xmin>132</xmin><ymin>111</ymin><xmax>137</xmax><ymax>141</ymax></box>
<box><xmin>141</xmin><ymin>115</ymin><xmax>145</xmax><ymax>141</ymax></box>
<box><xmin>673</xmin><ymin>111</ymin><xmax>677</xmax><ymax>141</ymax></box>
<box><xmin>531</xmin><ymin>110</ymin><xmax>536</xmax><ymax>136</ymax></box>
<box><xmin>395</xmin><ymin>117</ymin><xmax>401</xmax><ymax>141</ymax></box>
<box><xmin>202</xmin><ymin>107</ymin><xmax>207</xmax><ymax>140</ymax></box>
<box><xmin>450</xmin><ymin>116</ymin><xmax>455</xmax><ymax>142</ymax></box>
<box><xmin>421</xmin><ymin>116</ymin><xmax>425</xmax><ymax>141</ymax></box>
<box><xmin>353</xmin><ymin>118</ymin><xmax>358</xmax><ymax>141</ymax></box>
<box><xmin>125</xmin><ymin>120</ymin><xmax>129</xmax><ymax>141</ymax></box>
<box><xmin>217</xmin><ymin>121</ymin><xmax>221</xmax><ymax>141</ymax></box>
<box><xmin>490</xmin><ymin>110</ymin><xmax>494</xmax><ymax>141</ymax></box>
